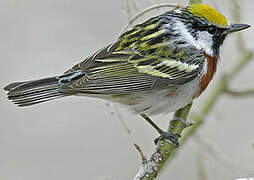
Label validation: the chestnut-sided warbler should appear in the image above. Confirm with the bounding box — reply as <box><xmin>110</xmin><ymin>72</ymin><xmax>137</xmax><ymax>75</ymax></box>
<box><xmin>5</xmin><ymin>4</ymin><xmax>250</xmax><ymax>145</ymax></box>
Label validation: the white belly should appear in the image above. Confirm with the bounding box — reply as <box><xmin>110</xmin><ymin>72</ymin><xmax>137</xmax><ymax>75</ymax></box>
<box><xmin>124</xmin><ymin>78</ymin><xmax>199</xmax><ymax>116</ymax></box>
<box><xmin>77</xmin><ymin>78</ymin><xmax>200</xmax><ymax>116</ymax></box>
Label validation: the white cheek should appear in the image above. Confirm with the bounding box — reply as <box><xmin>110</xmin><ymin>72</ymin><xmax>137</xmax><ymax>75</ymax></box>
<box><xmin>166</xmin><ymin>21</ymin><xmax>215</xmax><ymax>56</ymax></box>
<box><xmin>172</xmin><ymin>21</ymin><xmax>202</xmax><ymax>50</ymax></box>
<box><xmin>196</xmin><ymin>31</ymin><xmax>214</xmax><ymax>56</ymax></box>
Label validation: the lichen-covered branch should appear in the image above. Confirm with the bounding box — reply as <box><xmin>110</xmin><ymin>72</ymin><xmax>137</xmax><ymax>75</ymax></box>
<box><xmin>133</xmin><ymin>103</ymin><xmax>193</xmax><ymax>180</ymax></box>
<box><xmin>133</xmin><ymin>0</ymin><xmax>253</xmax><ymax>179</ymax></box>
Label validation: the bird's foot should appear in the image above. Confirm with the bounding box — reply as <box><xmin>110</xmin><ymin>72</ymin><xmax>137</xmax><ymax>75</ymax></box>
<box><xmin>154</xmin><ymin>131</ymin><xmax>181</xmax><ymax>148</ymax></box>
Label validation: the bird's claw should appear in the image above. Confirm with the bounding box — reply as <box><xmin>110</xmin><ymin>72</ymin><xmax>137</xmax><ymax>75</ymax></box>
<box><xmin>154</xmin><ymin>131</ymin><xmax>181</xmax><ymax>148</ymax></box>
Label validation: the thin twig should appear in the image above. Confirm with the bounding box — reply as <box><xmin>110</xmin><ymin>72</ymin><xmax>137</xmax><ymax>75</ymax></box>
<box><xmin>134</xmin><ymin>144</ymin><xmax>147</xmax><ymax>163</ymax></box>
<box><xmin>197</xmin><ymin>153</ymin><xmax>209</xmax><ymax>180</ymax></box>
<box><xmin>189</xmin><ymin>0</ymin><xmax>203</xmax><ymax>4</ymax></box>
<box><xmin>123</xmin><ymin>0</ymin><xmax>132</xmax><ymax>21</ymax></box>
<box><xmin>113</xmin><ymin>104</ymin><xmax>132</xmax><ymax>135</ymax></box>
<box><xmin>121</xmin><ymin>3</ymin><xmax>181</xmax><ymax>33</ymax></box>
<box><xmin>224</xmin><ymin>88</ymin><xmax>254</xmax><ymax>97</ymax></box>
<box><xmin>149</xmin><ymin>0</ymin><xmax>156</xmax><ymax>5</ymax></box>
<box><xmin>195</xmin><ymin>135</ymin><xmax>254</xmax><ymax>175</ymax></box>
<box><xmin>133</xmin><ymin>0</ymin><xmax>141</xmax><ymax>12</ymax></box>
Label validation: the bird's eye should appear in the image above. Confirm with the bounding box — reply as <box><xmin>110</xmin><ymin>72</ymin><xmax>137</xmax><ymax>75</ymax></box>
<box><xmin>207</xmin><ymin>25</ymin><xmax>217</xmax><ymax>35</ymax></box>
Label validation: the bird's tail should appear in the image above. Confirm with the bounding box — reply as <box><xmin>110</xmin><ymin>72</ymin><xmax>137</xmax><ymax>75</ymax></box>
<box><xmin>4</xmin><ymin>71</ymin><xmax>84</xmax><ymax>107</ymax></box>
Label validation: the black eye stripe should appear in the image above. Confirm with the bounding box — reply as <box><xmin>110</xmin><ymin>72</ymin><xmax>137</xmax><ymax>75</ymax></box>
<box><xmin>191</xmin><ymin>21</ymin><xmax>221</xmax><ymax>35</ymax></box>
<box><xmin>191</xmin><ymin>21</ymin><xmax>207</xmax><ymax>31</ymax></box>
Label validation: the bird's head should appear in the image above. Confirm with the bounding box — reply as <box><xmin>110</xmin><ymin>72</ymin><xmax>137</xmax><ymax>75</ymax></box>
<box><xmin>171</xmin><ymin>4</ymin><xmax>250</xmax><ymax>56</ymax></box>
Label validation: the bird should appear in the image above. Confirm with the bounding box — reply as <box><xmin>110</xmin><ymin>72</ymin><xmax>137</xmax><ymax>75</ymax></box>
<box><xmin>4</xmin><ymin>4</ymin><xmax>250</xmax><ymax>145</ymax></box>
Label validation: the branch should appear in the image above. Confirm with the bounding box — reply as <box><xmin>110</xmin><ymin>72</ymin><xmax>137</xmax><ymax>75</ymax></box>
<box><xmin>124</xmin><ymin>0</ymin><xmax>132</xmax><ymax>21</ymax></box>
<box><xmin>189</xmin><ymin>0</ymin><xmax>203</xmax><ymax>4</ymax></box>
<box><xmin>132</xmin><ymin>0</ymin><xmax>141</xmax><ymax>12</ymax></box>
<box><xmin>224</xmin><ymin>88</ymin><xmax>254</xmax><ymax>97</ymax></box>
<box><xmin>134</xmin><ymin>144</ymin><xmax>147</xmax><ymax>163</ymax></box>
<box><xmin>197</xmin><ymin>153</ymin><xmax>209</xmax><ymax>180</ymax></box>
<box><xmin>194</xmin><ymin>135</ymin><xmax>254</xmax><ymax>174</ymax></box>
<box><xmin>133</xmin><ymin>103</ymin><xmax>193</xmax><ymax>180</ymax></box>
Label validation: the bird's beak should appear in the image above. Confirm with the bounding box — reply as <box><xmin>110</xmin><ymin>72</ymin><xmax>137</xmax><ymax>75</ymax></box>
<box><xmin>227</xmin><ymin>23</ymin><xmax>251</xmax><ymax>34</ymax></box>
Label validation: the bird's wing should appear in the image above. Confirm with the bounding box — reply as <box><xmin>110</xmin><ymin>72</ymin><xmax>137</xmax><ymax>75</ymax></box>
<box><xmin>61</xmin><ymin>15</ymin><xmax>205</xmax><ymax>94</ymax></box>
<box><xmin>61</xmin><ymin>43</ymin><xmax>203</xmax><ymax>95</ymax></box>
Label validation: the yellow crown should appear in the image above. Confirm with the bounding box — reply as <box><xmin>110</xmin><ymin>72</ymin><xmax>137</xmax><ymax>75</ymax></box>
<box><xmin>188</xmin><ymin>4</ymin><xmax>228</xmax><ymax>27</ymax></box>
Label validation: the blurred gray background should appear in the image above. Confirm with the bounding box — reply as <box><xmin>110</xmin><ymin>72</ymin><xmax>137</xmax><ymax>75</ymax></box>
<box><xmin>1</xmin><ymin>0</ymin><xmax>254</xmax><ymax>179</ymax></box>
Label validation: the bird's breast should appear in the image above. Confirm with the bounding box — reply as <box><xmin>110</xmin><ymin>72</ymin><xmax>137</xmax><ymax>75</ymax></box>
<box><xmin>196</xmin><ymin>52</ymin><xmax>218</xmax><ymax>97</ymax></box>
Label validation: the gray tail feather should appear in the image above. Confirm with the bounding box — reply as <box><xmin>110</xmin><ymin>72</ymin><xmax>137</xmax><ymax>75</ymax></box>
<box><xmin>4</xmin><ymin>70</ymin><xmax>85</xmax><ymax>107</ymax></box>
<box><xmin>4</xmin><ymin>76</ymin><xmax>67</xmax><ymax>107</ymax></box>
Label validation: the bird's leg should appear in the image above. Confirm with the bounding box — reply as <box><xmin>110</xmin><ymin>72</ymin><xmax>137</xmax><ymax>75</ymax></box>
<box><xmin>140</xmin><ymin>114</ymin><xmax>180</xmax><ymax>148</ymax></box>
